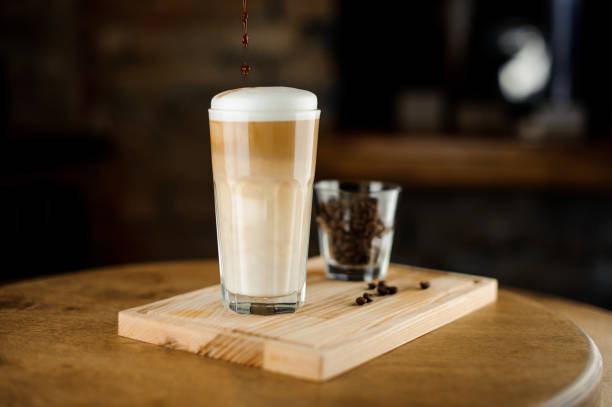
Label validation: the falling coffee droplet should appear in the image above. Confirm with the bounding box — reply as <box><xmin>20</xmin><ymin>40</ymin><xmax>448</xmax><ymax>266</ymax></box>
<box><xmin>240</xmin><ymin>0</ymin><xmax>251</xmax><ymax>77</ymax></box>
<box><xmin>240</xmin><ymin>64</ymin><xmax>251</xmax><ymax>77</ymax></box>
<box><xmin>241</xmin><ymin>12</ymin><xmax>248</xmax><ymax>31</ymax></box>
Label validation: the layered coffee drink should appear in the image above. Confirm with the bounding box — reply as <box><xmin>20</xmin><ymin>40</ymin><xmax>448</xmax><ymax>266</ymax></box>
<box><xmin>209</xmin><ymin>87</ymin><xmax>320</xmax><ymax>314</ymax></box>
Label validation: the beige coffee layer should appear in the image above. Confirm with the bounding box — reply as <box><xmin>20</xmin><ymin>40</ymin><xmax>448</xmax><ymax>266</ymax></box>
<box><xmin>210</xmin><ymin>120</ymin><xmax>319</xmax><ymax>182</ymax></box>
<box><xmin>209</xmin><ymin>119</ymin><xmax>319</xmax><ymax>297</ymax></box>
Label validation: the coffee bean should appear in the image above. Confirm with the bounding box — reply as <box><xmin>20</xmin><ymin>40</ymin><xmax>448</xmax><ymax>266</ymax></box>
<box><xmin>377</xmin><ymin>286</ymin><xmax>388</xmax><ymax>296</ymax></box>
<box><xmin>322</xmin><ymin>205</ymin><xmax>331</xmax><ymax>218</ymax></box>
<box><xmin>377</xmin><ymin>280</ymin><xmax>386</xmax><ymax>287</ymax></box>
<box><xmin>363</xmin><ymin>293</ymin><xmax>373</xmax><ymax>302</ymax></box>
<box><xmin>420</xmin><ymin>281</ymin><xmax>430</xmax><ymax>289</ymax></box>
<box><xmin>367</xmin><ymin>282</ymin><xmax>376</xmax><ymax>289</ymax></box>
<box><xmin>356</xmin><ymin>297</ymin><xmax>366</xmax><ymax>305</ymax></box>
<box><xmin>360</xmin><ymin>240</ymin><xmax>370</xmax><ymax>252</ymax></box>
<box><xmin>387</xmin><ymin>286</ymin><xmax>398</xmax><ymax>294</ymax></box>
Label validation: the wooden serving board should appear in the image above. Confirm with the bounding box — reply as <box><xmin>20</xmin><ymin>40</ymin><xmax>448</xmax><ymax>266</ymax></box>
<box><xmin>118</xmin><ymin>261</ymin><xmax>497</xmax><ymax>381</ymax></box>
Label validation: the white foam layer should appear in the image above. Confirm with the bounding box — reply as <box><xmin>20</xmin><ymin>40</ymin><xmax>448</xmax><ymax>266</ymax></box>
<box><xmin>209</xmin><ymin>87</ymin><xmax>320</xmax><ymax>122</ymax></box>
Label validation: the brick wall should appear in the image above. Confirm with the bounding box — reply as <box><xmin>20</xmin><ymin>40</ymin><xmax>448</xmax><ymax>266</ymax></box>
<box><xmin>0</xmin><ymin>0</ymin><xmax>337</xmax><ymax>263</ymax></box>
<box><xmin>1</xmin><ymin>0</ymin><xmax>339</xmax><ymax>267</ymax></box>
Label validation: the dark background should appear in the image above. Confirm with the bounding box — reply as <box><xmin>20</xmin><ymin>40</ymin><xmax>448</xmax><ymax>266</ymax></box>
<box><xmin>1</xmin><ymin>0</ymin><xmax>611</xmax><ymax>308</ymax></box>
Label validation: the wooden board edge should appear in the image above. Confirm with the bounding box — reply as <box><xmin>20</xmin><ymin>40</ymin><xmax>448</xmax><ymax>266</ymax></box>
<box><xmin>318</xmin><ymin>278</ymin><xmax>498</xmax><ymax>380</ymax></box>
<box><xmin>262</xmin><ymin>342</ymin><xmax>324</xmax><ymax>381</ymax></box>
<box><xmin>118</xmin><ymin>310</ymin><xmax>218</xmax><ymax>353</ymax></box>
<box><xmin>118</xmin><ymin>310</ymin><xmax>322</xmax><ymax>371</ymax></box>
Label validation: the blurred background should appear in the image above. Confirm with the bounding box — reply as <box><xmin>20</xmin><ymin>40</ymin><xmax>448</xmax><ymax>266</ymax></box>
<box><xmin>1</xmin><ymin>0</ymin><xmax>611</xmax><ymax>308</ymax></box>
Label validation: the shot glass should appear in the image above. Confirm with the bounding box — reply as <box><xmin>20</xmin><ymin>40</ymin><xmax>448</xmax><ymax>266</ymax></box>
<box><xmin>314</xmin><ymin>180</ymin><xmax>401</xmax><ymax>281</ymax></box>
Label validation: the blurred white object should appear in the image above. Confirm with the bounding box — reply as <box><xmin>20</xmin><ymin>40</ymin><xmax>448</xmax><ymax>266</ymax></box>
<box><xmin>515</xmin><ymin>0</ymin><xmax>585</xmax><ymax>141</ymax></box>
<box><xmin>498</xmin><ymin>26</ymin><xmax>551</xmax><ymax>103</ymax></box>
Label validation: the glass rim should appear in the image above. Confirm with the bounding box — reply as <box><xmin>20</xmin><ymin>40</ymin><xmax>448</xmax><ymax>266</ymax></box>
<box><xmin>208</xmin><ymin>108</ymin><xmax>320</xmax><ymax>122</ymax></box>
<box><xmin>314</xmin><ymin>179</ymin><xmax>402</xmax><ymax>195</ymax></box>
<box><xmin>208</xmin><ymin>108</ymin><xmax>321</xmax><ymax>112</ymax></box>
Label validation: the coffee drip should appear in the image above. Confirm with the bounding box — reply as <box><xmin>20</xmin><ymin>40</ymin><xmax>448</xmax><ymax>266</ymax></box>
<box><xmin>240</xmin><ymin>0</ymin><xmax>251</xmax><ymax>77</ymax></box>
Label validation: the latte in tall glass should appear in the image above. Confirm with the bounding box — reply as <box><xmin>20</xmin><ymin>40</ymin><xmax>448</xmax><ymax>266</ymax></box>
<box><xmin>208</xmin><ymin>87</ymin><xmax>320</xmax><ymax>314</ymax></box>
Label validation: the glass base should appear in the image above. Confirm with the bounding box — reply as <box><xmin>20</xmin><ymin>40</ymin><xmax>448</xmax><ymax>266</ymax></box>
<box><xmin>325</xmin><ymin>264</ymin><xmax>382</xmax><ymax>282</ymax></box>
<box><xmin>220</xmin><ymin>281</ymin><xmax>305</xmax><ymax>315</ymax></box>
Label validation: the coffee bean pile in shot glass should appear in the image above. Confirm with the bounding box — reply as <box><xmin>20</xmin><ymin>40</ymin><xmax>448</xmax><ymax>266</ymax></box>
<box><xmin>317</xmin><ymin>197</ymin><xmax>385</xmax><ymax>265</ymax></box>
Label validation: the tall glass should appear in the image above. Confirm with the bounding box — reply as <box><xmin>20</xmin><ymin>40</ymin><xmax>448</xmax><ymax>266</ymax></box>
<box><xmin>208</xmin><ymin>89</ymin><xmax>320</xmax><ymax>314</ymax></box>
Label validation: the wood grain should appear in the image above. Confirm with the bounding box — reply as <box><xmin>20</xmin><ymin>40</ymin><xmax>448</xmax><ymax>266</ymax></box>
<box><xmin>317</xmin><ymin>135</ymin><xmax>612</xmax><ymax>189</ymax></box>
<box><xmin>510</xmin><ymin>289</ymin><xmax>612</xmax><ymax>407</ymax></box>
<box><xmin>0</xmin><ymin>259</ymin><xmax>607</xmax><ymax>407</ymax></box>
<box><xmin>118</xmin><ymin>263</ymin><xmax>498</xmax><ymax>380</ymax></box>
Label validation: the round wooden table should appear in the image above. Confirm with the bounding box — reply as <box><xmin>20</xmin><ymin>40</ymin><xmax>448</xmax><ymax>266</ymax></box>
<box><xmin>0</xmin><ymin>260</ymin><xmax>610</xmax><ymax>407</ymax></box>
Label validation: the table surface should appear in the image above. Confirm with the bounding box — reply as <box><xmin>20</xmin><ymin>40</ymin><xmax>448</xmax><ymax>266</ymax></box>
<box><xmin>1</xmin><ymin>260</ymin><xmax>610</xmax><ymax>407</ymax></box>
